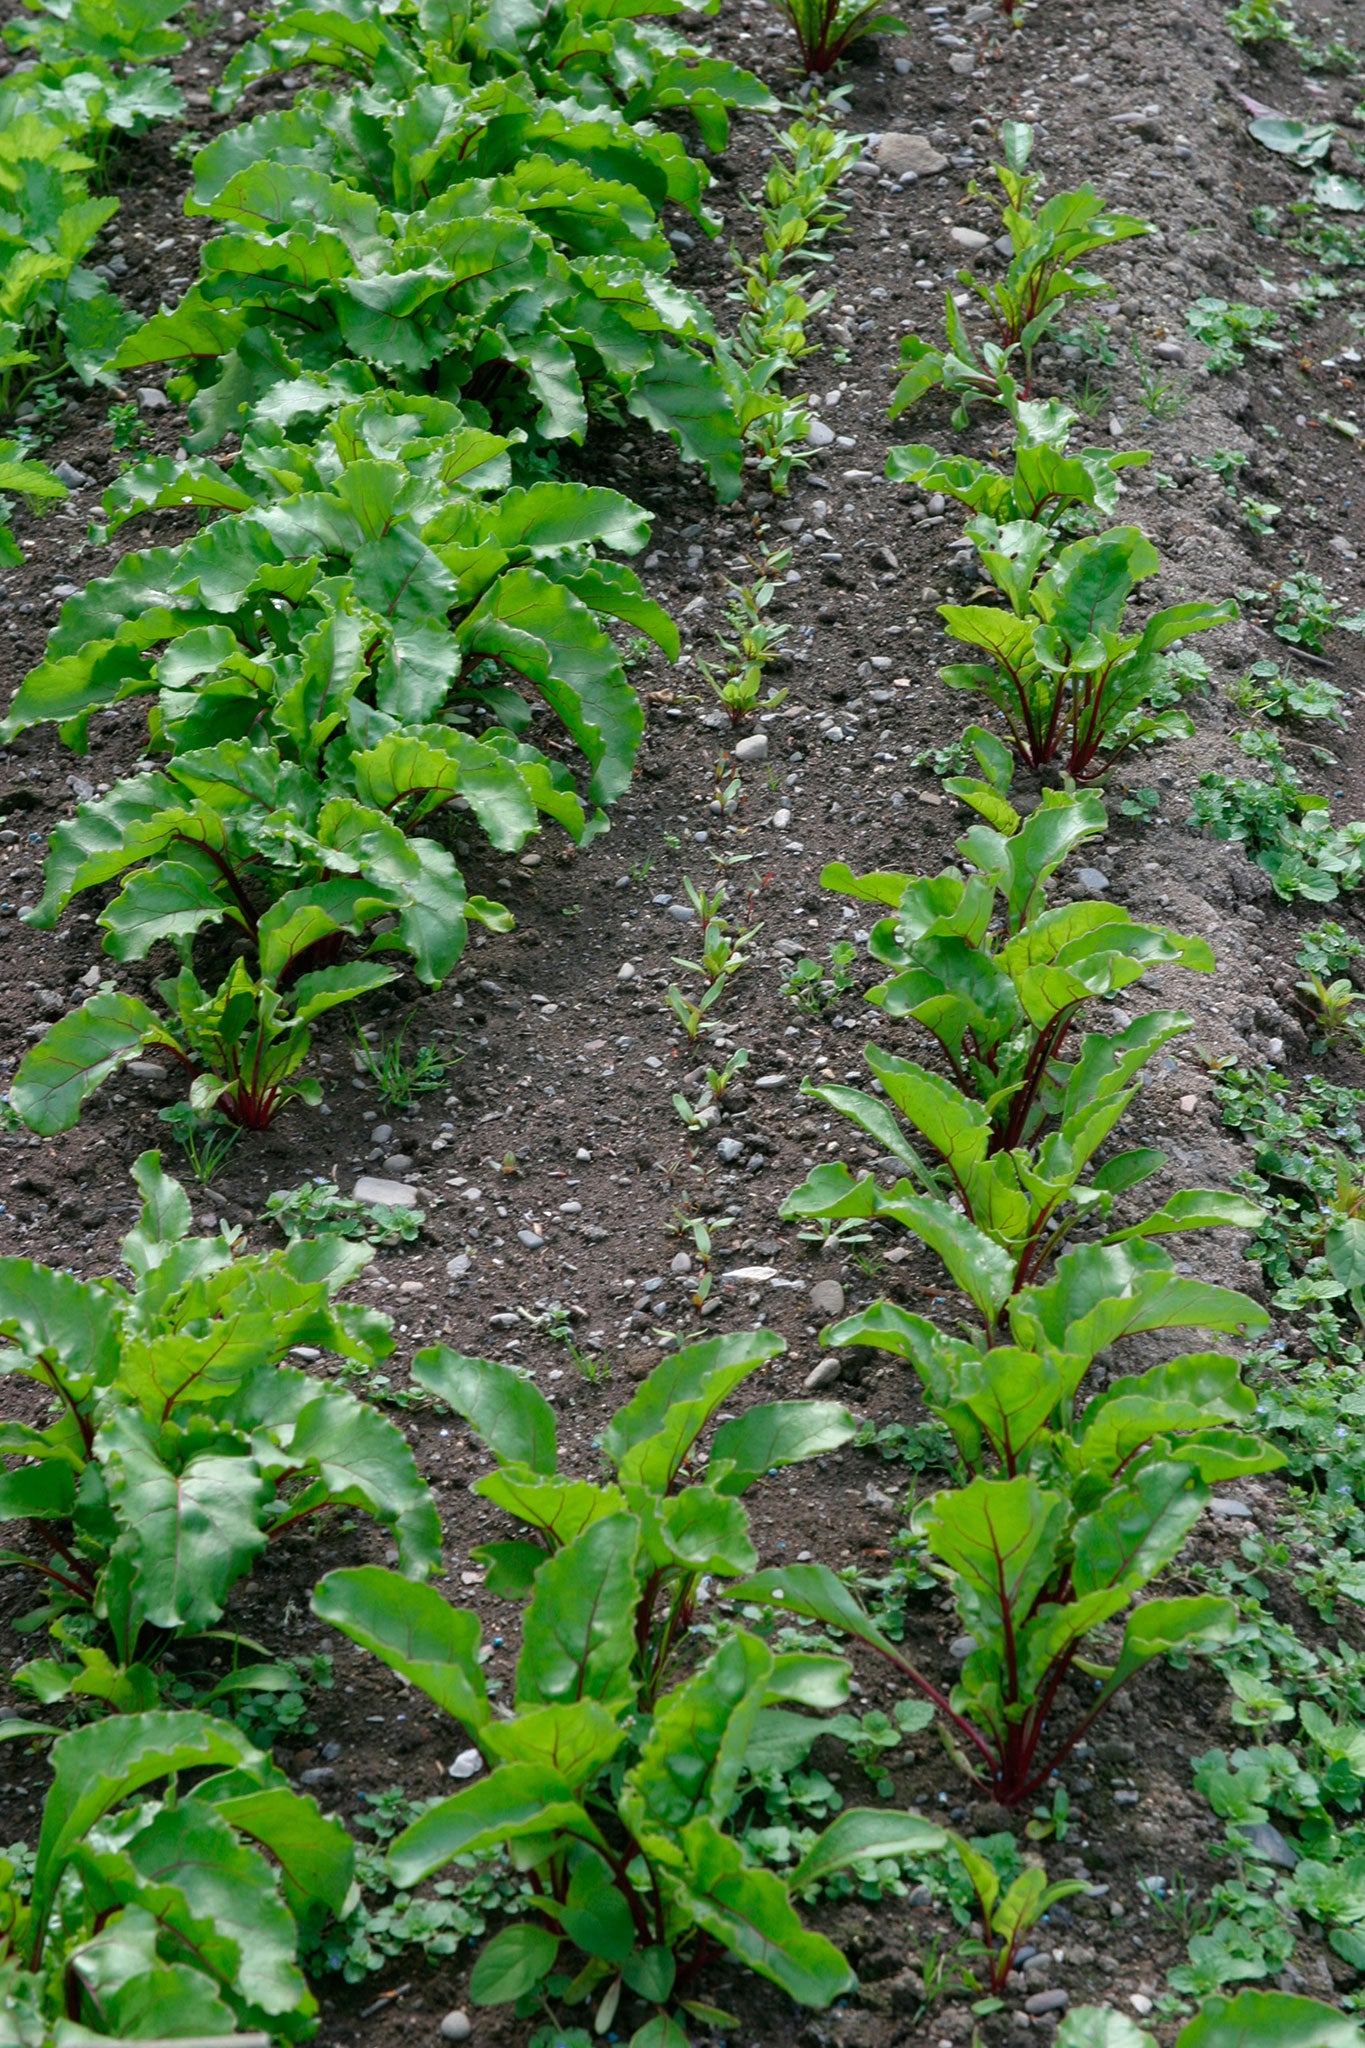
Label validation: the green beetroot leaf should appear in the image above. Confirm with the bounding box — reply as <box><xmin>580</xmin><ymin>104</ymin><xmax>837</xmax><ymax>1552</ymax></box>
<box><xmin>312</xmin><ymin>1565</ymin><xmax>490</xmax><ymax>1732</ymax></box>
<box><xmin>412</xmin><ymin>1345</ymin><xmax>558</xmax><ymax>1473</ymax></box>
<box><xmin>11</xmin><ymin>988</ymin><xmax>169</xmax><ymax>1134</ymax></box>
<box><xmin>515</xmin><ymin>1512</ymin><xmax>641</xmax><ymax>1712</ymax></box>
<box><xmin>388</xmin><ymin>1763</ymin><xmax>602</xmax><ymax>1889</ymax></box>
<box><xmin>673</xmin><ymin>1815</ymin><xmax>855</xmax><ymax>2006</ymax></box>
<box><xmin>29</xmin><ymin>1710</ymin><xmax>259</xmax><ymax>1955</ymax></box>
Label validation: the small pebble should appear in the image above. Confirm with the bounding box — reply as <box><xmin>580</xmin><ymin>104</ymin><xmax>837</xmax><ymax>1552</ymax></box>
<box><xmin>448</xmin><ymin>1749</ymin><xmax>483</xmax><ymax>1780</ymax></box>
<box><xmin>383</xmin><ymin>1153</ymin><xmax>414</xmax><ymax>1173</ymax></box>
<box><xmin>1024</xmin><ymin>1990</ymin><xmax>1069</xmax><ymax>2016</ymax></box>
<box><xmin>803</xmin><ymin>1358</ymin><xmax>841</xmax><ymax>1390</ymax></box>
<box><xmin>446</xmin><ymin>1254</ymin><xmax>471</xmax><ymax>1279</ymax></box>
<box><xmin>1130</xmin><ymin>1994</ymin><xmax>1154</xmax><ymax>2017</ymax></box>
<box><xmin>806</xmin><ymin>418</ymin><xmax>836</xmax><ymax>448</ymax></box>
<box><xmin>1076</xmin><ymin>867</ymin><xmax>1109</xmax><ymax>893</ymax></box>
<box><xmin>372</xmin><ymin>1123</ymin><xmax>394</xmax><ymax>1146</ymax></box>
<box><xmin>671</xmin><ymin>1251</ymin><xmax>693</xmax><ymax>1274</ymax></box>
<box><xmin>1179</xmin><ymin>1093</ymin><xmax>1198</xmax><ymax>1114</ymax></box>
<box><xmin>734</xmin><ymin>732</ymin><xmax>768</xmax><ymax>762</ymax></box>
<box><xmin>440</xmin><ymin>2013</ymin><xmax>471</xmax><ymax>2043</ymax></box>
<box><xmin>617</xmin><ymin>962</ymin><xmax>636</xmax><ymax>981</ymax></box>
<box><xmin>517</xmin><ymin>1229</ymin><xmax>545</xmax><ymax>1249</ymax></box>
<box><xmin>137</xmin><ymin>385</ymin><xmax>169</xmax><ymax>410</ymax></box>
<box><xmin>717</xmin><ymin>1137</ymin><xmax>744</xmax><ymax>1164</ymax></box>
<box><xmin>771</xmin><ymin>807</ymin><xmax>792</xmax><ymax>828</ymax></box>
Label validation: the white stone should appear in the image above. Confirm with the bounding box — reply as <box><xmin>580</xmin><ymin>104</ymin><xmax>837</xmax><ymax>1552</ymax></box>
<box><xmin>771</xmin><ymin>807</ymin><xmax>792</xmax><ymax>829</ymax></box>
<box><xmin>874</xmin><ymin>131</ymin><xmax>948</xmax><ymax>177</ymax></box>
<box><xmin>803</xmin><ymin>1358</ymin><xmax>842</xmax><ymax>1390</ymax></box>
<box><xmin>809</xmin><ymin>1279</ymin><xmax>845</xmax><ymax>1318</ymax></box>
<box><xmin>806</xmin><ymin>418</ymin><xmax>836</xmax><ymax>448</ymax></box>
<box><xmin>617</xmin><ymin>961</ymin><xmax>636</xmax><ymax>981</ymax></box>
<box><xmin>950</xmin><ymin>227</ymin><xmax>991</xmax><ymax>252</ymax></box>
<box><xmin>734</xmin><ymin>732</ymin><xmax>768</xmax><ymax>762</ymax></box>
<box><xmin>353</xmin><ymin>1175</ymin><xmax>421</xmax><ymax>1208</ymax></box>
<box><xmin>440</xmin><ymin>2013</ymin><xmax>472</xmax><ymax>2043</ymax></box>
<box><xmin>448</xmin><ymin>1748</ymin><xmax>483</xmax><ymax>1779</ymax></box>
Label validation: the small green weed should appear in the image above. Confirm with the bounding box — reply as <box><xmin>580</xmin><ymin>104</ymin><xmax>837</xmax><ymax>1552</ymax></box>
<box><xmin>1186</xmin><ymin>296</ymin><xmax>1283</xmax><ymax>371</ymax></box>
<box><xmin>353</xmin><ymin>1022</ymin><xmax>457</xmax><ymax>1110</ymax></box>
<box><xmin>781</xmin><ymin>938</ymin><xmax>858</xmax><ymax>1014</ymax></box>
<box><xmin>266</xmin><ymin>1177</ymin><xmax>423</xmax><ymax>1246</ymax></box>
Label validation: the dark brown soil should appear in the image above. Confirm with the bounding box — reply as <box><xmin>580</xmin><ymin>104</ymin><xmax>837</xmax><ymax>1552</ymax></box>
<box><xmin>4</xmin><ymin>0</ymin><xmax>1365</xmax><ymax>2041</ymax></box>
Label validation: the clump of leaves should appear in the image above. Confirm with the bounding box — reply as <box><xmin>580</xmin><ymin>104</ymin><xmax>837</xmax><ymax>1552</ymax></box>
<box><xmin>0</xmin><ymin>1709</ymin><xmax>351</xmax><ymax>2041</ymax></box>
<box><xmin>311</xmin><ymin>1336</ymin><xmax>949</xmax><ymax>2034</ymax></box>
<box><xmin>740</xmin><ymin>1228</ymin><xmax>1272</xmax><ymax>1806</ymax></box>
<box><xmin>353</xmin><ymin>1022</ymin><xmax>457</xmax><ymax>1111</ymax></box>
<box><xmin>937</xmin><ymin>520</ymin><xmax>1233</xmax><ymax>779</ymax></box>
<box><xmin>1230</xmin><ymin>659</ymin><xmax>1346</xmax><ymax>726</ymax></box>
<box><xmin>0</xmin><ymin>1151</ymin><xmax>436</xmax><ymax>1706</ymax></box>
<box><xmin>1298</xmin><ymin>922</ymin><xmax>1365</xmax><ymax>980</ymax></box>
<box><xmin>781</xmin><ymin>765</ymin><xmax>1258</xmax><ymax>1323</ymax></box>
<box><xmin>781</xmin><ymin>939</ymin><xmax>857</xmax><ymax>1014</ymax></box>
<box><xmin>698</xmin><ymin>544</ymin><xmax>791</xmax><ymax>724</ymax></box>
<box><xmin>1186</xmin><ymin>296</ymin><xmax>1283</xmax><ymax>372</ymax></box>
<box><xmin>891</xmin><ymin>124</ymin><xmax>1149</xmax><ymax>421</ymax></box>
<box><xmin>1191</xmin><ymin>735</ymin><xmax>1365</xmax><ymax>903</ymax></box>
<box><xmin>266</xmin><ymin>1177</ymin><xmax>423</xmax><ymax>1246</ymax></box>
<box><xmin>888</xmin><ymin>377</ymin><xmax>1151</xmax><ymax>535</ymax></box>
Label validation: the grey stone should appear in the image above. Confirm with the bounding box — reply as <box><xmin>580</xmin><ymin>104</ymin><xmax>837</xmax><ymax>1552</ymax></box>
<box><xmin>753</xmin><ymin>1073</ymin><xmax>787</xmax><ymax>1090</ymax></box>
<box><xmin>51</xmin><ymin>461</ymin><xmax>90</xmax><ymax>488</ymax></box>
<box><xmin>875</xmin><ymin>131</ymin><xmax>948</xmax><ymax>177</ymax></box>
<box><xmin>734</xmin><ymin>732</ymin><xmax>769</xmax><ymax>762</ymax></box>
<box><xmin>440</xmin><ymin>2014</ymin><xmax>472</xmax><ymax>2043</ymax></box>
<box><xmin>865</xmin><ymin>1483</ymin><xmax>899</xmax><ymax>1518</ymax></box>
<box><xmin>716</xmin><ymin>1137</ymin><xmax>744</xmax><ymax>1164</ymax></box>
<box><xmin>809</xmin><ymin>1278</ymin><xmax>845</xmax><ymax>1318</ymax></box>
<box><xmin>299</xmin><ymin>1766</ymin><xmax>337</xmax><ymax>1786</ymax></box>
<box><xmin>617</xmin><ymin>961</ymin><xmax>636</xmax><ymax>981</ymax></box>
<box><xmin>383</xmin><ymin>1153</ymin><xmax>414</xmax><ymax>1174</ymax></box>
<box><xmin>806</xmin><ymin>418</ymin><xmax>836</xmax><ymax>448</ymax></box>
<box><xmin>371</xmin><ymin>1123</ymin><xmax>393</xmax><ymax>1146</ymax></box>
<box><xmin>671</xmin><ymin>1251</ymin><xmax>693</xmax><ymax>1275</ymax></box>
<box><xmin>1245</xmin><ymin>1822</ymin><xmax>1299</xmax><ymax>1870</ymax></box>
<box><xmin>803</xmin><ymin>1358</ymin><xmax>842</xmax><ymax>1390</ymax></box>
<box><xmin>1155</xmin><ymin>340</ymin><xmax>1186</xmax><ymax>363</ymax></box>
<box><xmin>948</xmin><ymin>49</ymin><xmax>975</xmax><ymax>72</ymax></box>
<box><xmin>950</xmin><ymin>226</ymin><xmax>991</xmax><ymax>252</ymax></box>
<box><xmin>517</xmin><ymin>1229</ymin><xmax>545</xmax><ymax>1249</ymax></box>
<box><xmin>1076</xmin><ymin>867</ymin><xmax>1109</xmax><ymax>892</ymax></box>
<box><xmin>950</xmin><ymin>1634</ymin><xmax>978</xmax><ymax>1661</ymax></box>
<box><xmin>667</xmin><ymin>902</ymin><xmax>695</xmax><ymax>921</ymax></box>
<box><xmin>1024</xmin><ymin>1990</ymin><xmax>1069</xmax><ymax>2016</ymax></box>
<box><xmin>771</xmin><ymin>807</ymin><xmax>792</xmax><ymax>829</ymax></box>
<box><xmin>137</xmin><ymin>386</ymin><xmax>169</xmax><ymax>411</ymax></box>
<box><xmin>128</xmin><ymin>1058</ymin><xmax>168</xmax><ymax>1079</ymax></box>
<box><xmin>446</xmin><ymin>1254</ymin><xmax>471</xmax><ymax>1278</ymax></box>
<box><xmin>353</xmin><ymin>1175</ymin><xmax>421</xmax><ymax>1207</ymax></box>
<box><xmin>448</xmin><ymin>1748</ymin><xmax>483</xmax><ymax>1780</ymax></box>
<box><xmin>1210</xmin><ymin>1497</ymin><xmax>1253</xmax><ymax>1519</ymax></box>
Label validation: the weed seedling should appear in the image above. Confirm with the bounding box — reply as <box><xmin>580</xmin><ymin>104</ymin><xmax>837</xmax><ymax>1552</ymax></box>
<box><xmin>353</xmin><ymin>1021</ymin><xmax>456</xmax><ymax>1110</ymax></box>
<box><xmin>1229</xmin><ymin>659</ymin><xmax>1346</xmax><ymax>725</ymax></box>
<box><xmin>1186</xmin><ymin>296</ymin><xmax>1283</xmax><ymax>372</ymax></box>
<box><xmin>157</xmin><ymin>1098</ymin><xmax>240</xmax><ymax>1184</ymax></box>
<box><xmin>1297</xmin><ymin>921</ymin><xmax>1365</xmax><ymax>979</ymax></box>
<box><xmin>781</xmin><ymin>939</ymin><xmax>858</xmax><ymax>1013</ymax></box>
<box><xmin>106</xmin><ymin>401</ymin><xmax>151</xmax><ymax>452</ymax></box>
<box><xmin>266</xmin><ymin>1178</ymin><xmax>422</xmax><ymax>1245</ymax></box>
<box><xmin>1132</xmin><ymin>341</ymin><xmax>1193</xmax><ymax>419</ymax></box>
